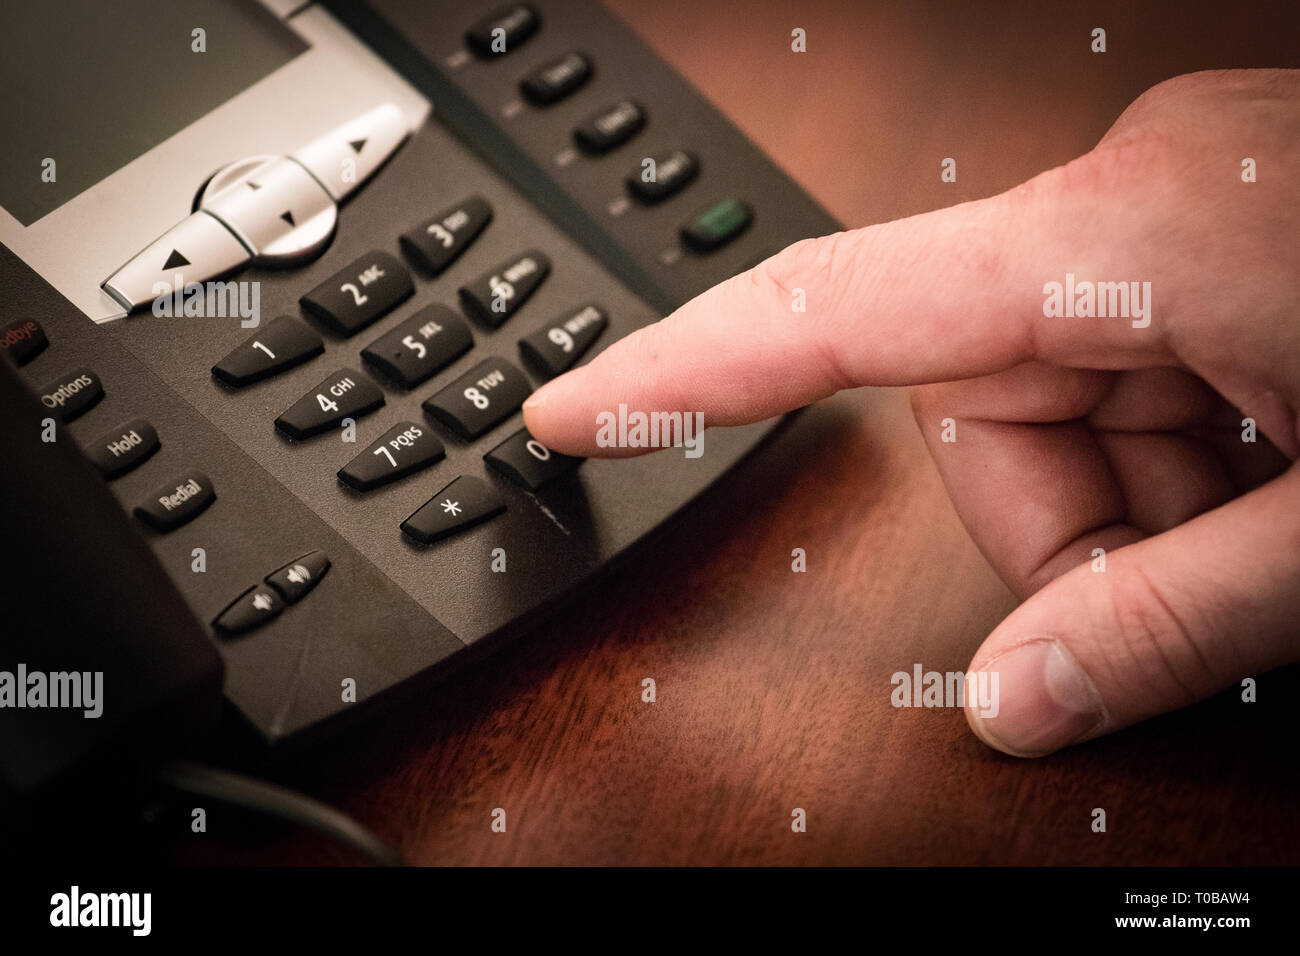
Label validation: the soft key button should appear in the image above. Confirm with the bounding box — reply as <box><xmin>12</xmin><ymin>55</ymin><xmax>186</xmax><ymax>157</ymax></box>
<box><xmin>199</xmin><ymin>156</ymin><xmax>337</xmax><ymax>266</ymax></box>
<box><xmin>293</xmin><ymin>103</ymin><xmax>410</xmax><ymax>203</ymax></box>
<box><xmin>102</xmin><ymin>212</ymin><xmax>250</xmax><ymax>312</ymax></box>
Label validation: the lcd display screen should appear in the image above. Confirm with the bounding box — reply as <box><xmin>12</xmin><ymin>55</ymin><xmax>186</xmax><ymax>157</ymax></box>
<box><xmin>0</xmin><ymin>0</ymin><xmax>308</xmax><ymax>225</ymax></box>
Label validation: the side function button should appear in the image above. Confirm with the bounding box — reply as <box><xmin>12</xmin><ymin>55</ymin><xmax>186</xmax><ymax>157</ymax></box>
<box><xmin>422</xmin><ymin>359</ymin><xmax>531</xmax><ymax>440</ymax></box>
<box><xmin>84</xmin><ymin>419</ymin><xmax>159</xmax><ymax>479</ymax></box>
<box><xmin>458</xmin><ymin>251</ymin><xmax>550</xmax><ymax>328</ymax></box>
<box><xmin>627</xmin><ymin>150</ymin><xmax>699</xmax><ymax>204</ymax></box>
<box><xmin>300</xmin><ymin>251</ymin><xmax>413</xmax><ymax>336</ymax></box>
<box><xmin>292</xmin><ymin>103</ymin><xmax>410</xmax><ymax>203</ymax></box>
<box><xmin>265</xmin><ymin>550</ymin><xmax>331</xmax><ymax>604</ymax></box>
<box><xmin>361</xmin><ymin>305</ymin><xmax>473</xmax><ymax>389</ymax></box>
<box><xmin>401</xmin><ymin>476</ymin><xmax>506</xmax><ymax>544</ymax></box>
<box><xmin>682</xmin><ymin>197</ymin><xmax>753</xmax><ymax>253</ymax></box>
<box><xmin>134</xmin><ymin>471</ymin><xmax>215</xmax><ymax>533</ymax></box>
<box><xmin>400</xmin><ymin>196</ymin><xmax>492</xmax><ymax>276</ymax></box>
<box><xmin>102</xmin><ymin>212</ymin><xmax>250</xmax><ymax>312</ymax></box>
<box><xmin>212</xmin><ymin>316</ymin><xmax>323</xmax><ymax>387</ymax></box>
<box><xmin>275</xmin><ymin>369</ymin><xmax>385</xmax><ymax>440</ymax></box>
<box><xmin>574</xmin><ymin>100</ymin><xmax>645</xmax><ymax>155</ymax></box>
<box><xmin>1</xmin><ymin>319</ymin><xmax>48</xmax><ymax>366</ymax></box>
<box><xmin>466</xmin><ymin>5</ymin><xmax>539</xmax><ymax>58</ymax></box>
<box><xmin>521</xmin><ymin>51</ymin><xmax>592</xmax><ymax>105</ymax></box>
<box><xmin>38</xmin><ymin>368</ymin><xmax>103</xmax><ymax>422</ymax></box>
<box><xmin>518</xmin><ymin>304</ymin><xmax>607</xmax><ymax>377</ymax></box>
<box><xmin>338</xmin><ymin>421</ymin><xmax>445</xmax><ymax>492</ymax></box>
<box><xmin>199</xmin><ymin>155</ymin><xmax>337</xmax><ymax>266</ymax></box>
<box><xmin>484</xmin><ymin>428</ymin><xmax>582</xmax><ymax>491</ymax></box>
<box><xmin>214</xmin><ymin>585</ymin><xmax>283</xmax><ymax>636</ymax></box>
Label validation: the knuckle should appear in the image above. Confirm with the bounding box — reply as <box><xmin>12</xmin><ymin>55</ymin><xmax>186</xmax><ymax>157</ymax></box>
<box><xmin>1105</xmin><ymin>566</ymin><xmax>1223</xmax><ymax>703</ymax></box>
<box><xmin>747</xmin><ymin>231</ymin><xmax>859</xmax><ymax>306</ymax></box>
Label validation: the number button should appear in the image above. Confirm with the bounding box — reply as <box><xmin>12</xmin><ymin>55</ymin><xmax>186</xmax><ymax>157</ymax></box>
<box><xmin>422</xmin><ymin>359</ymin><xmax>532</xmax><ymax>440</ymax></box>
<box><xmin>212</xmin><ymin>316</ymin><xmax>324</xmax><ymax>386</ymax></box>
<box><xmin>300</xmin><ymin>251</ymin><xmax>413</xmax><ymax>336</ymax></box>
<box><xmin>484</xmin><ymin>427</ymin><xmax>582</xmax><ymax>490</ymax></box>
<box><xmin>458</xmin><ymin>251</ymin><xmax>550</xmax><ymax>328</ymax></box>
<box><xmin>400</xmin><ymin>196</ymin><xmax>492</xmax><ymax>276</ymax></box>
<box><xmin>274</xmin><ymin>368</ymin><xmax>385</xmax><ymax>439</ymax></box>
<box><xmin>338</xmin><ymin>421</ymin><xmax>445</xmax><ymax>491</ymax></box>
<box><xmin>360</xmin><ymin>305</ymin><xmax>473</xmax><ymax>388</ymax></box>
<box><xmin>518</xmin><ymin>304</ymin><xmax>607</xmax><ymax>377</ymax></box>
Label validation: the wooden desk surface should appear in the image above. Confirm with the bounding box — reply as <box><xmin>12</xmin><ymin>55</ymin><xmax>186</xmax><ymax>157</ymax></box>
<box><xmin>193</xmin><ymin>0</ymin><xmax>1300</xmax><ymax>865</ymax></box>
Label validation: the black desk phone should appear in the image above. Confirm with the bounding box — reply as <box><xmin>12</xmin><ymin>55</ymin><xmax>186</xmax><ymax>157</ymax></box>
<box><xmin>0</xmin><ymin>0</ymin><xmax>838</xmax><ymax>808</ymax></box>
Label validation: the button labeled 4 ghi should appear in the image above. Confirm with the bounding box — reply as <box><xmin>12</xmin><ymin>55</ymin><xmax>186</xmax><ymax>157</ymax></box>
<box><xmin>275</xmin><ymin>368</ymin><xmax>385</xmax><ymax>439</ymax></box>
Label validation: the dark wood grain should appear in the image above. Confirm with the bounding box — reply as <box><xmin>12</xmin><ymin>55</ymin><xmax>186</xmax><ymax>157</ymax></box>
<box><xmin>179</xmin><ymin>0</ymin><xmax>1300</xmax><ymax>865</ymax></box>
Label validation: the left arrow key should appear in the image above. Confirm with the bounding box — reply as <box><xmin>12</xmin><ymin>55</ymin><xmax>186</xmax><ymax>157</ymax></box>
<box><xmin>102</xmin><ymin>211</ymin><xmax>250</xmax><ymax>313</ymax></box>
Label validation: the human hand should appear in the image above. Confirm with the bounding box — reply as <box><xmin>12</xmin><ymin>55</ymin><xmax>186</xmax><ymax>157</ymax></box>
<box><xmin>523</xmin><ymin>69</ymin><xmax>1300</xmax><ymax>756</ymax></box>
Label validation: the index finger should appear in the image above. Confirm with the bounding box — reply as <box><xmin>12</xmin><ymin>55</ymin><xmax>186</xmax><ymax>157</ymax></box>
<box><xmin>523</xmin><ymin>161</ymin><xmax>1169</xmax><ymax>456</ymax></box>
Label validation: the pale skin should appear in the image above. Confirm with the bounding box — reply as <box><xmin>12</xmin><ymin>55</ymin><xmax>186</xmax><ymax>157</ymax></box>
<box><xmin>523</xmin><ymin>70</ymin><xmax>1299</xmax><ymax>757</ymax></box>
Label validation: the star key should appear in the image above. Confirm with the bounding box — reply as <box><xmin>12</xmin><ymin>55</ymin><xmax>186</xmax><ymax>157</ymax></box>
<box><xmin>401</xmin><ymin>476</ymin><xmax>506</xmax><ymax>544</ymax></box>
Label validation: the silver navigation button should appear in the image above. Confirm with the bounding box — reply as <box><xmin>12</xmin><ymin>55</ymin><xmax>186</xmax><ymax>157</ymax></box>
<box><xmin>292</xmin><ymin>103</ymin><xmax>409</xmax><ymax>202</ymax></box>
<box><xmin>199</xmin><ymin>156</ymin><xmax>338</xmax><ymax>266</ymax></box>
<box><xmin>101</xmin><ymin>212</ymin><xmax>250</xmax><ymax>312</ymax></box>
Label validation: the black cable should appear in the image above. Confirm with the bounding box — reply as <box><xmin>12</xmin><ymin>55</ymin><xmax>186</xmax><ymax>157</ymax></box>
<box><xmin>155</xmin><ymin>762</ymin><xmax>405</xmax><ymax>866</ymax></box>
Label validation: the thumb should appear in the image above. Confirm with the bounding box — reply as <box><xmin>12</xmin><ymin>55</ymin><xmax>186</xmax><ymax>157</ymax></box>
<box><xmin>964</xmin><ymin>464</ymin><xmax>1300</xmax><ymax>757</ymax></box>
